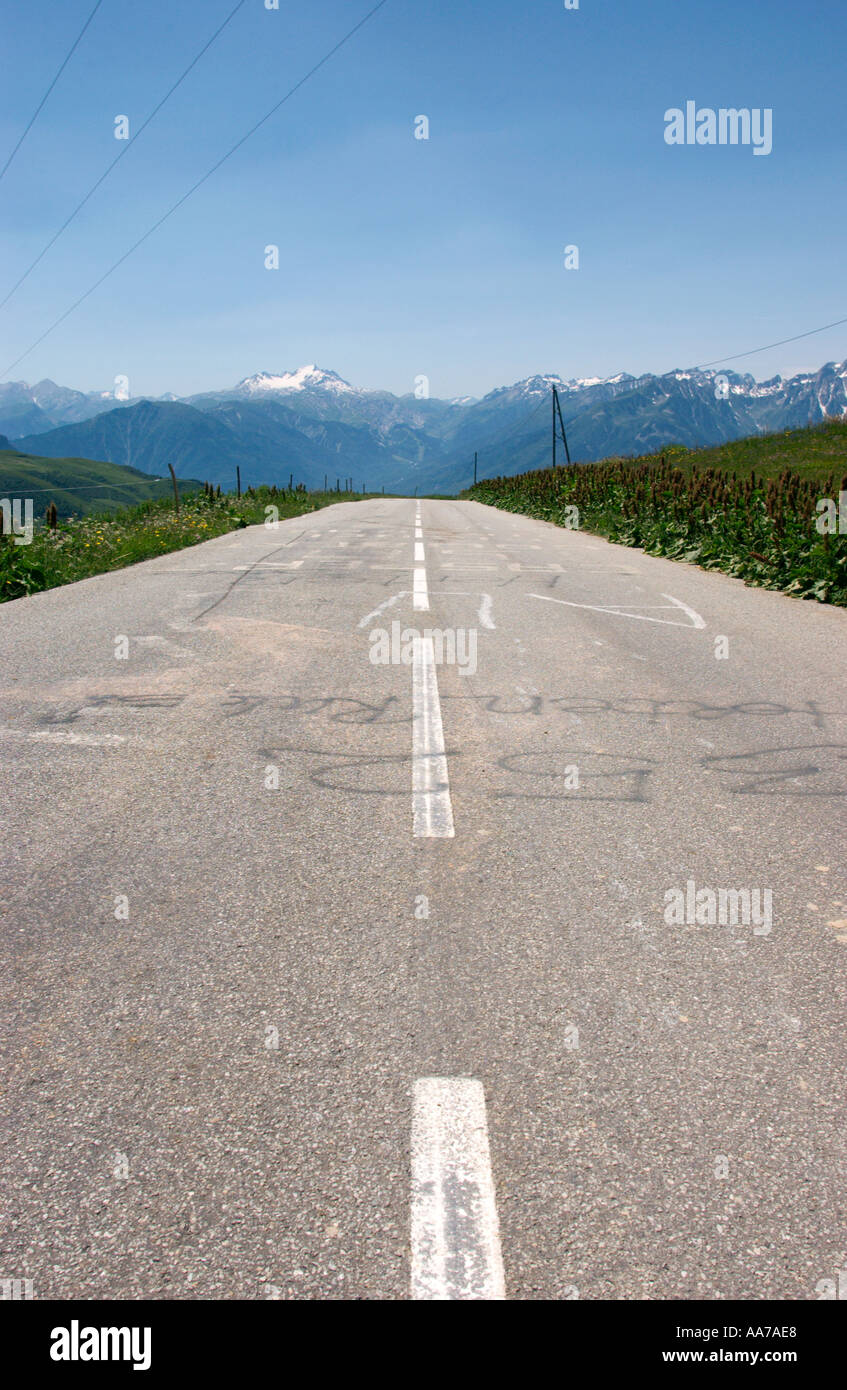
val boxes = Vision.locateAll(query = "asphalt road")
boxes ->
[1,497,845,1300]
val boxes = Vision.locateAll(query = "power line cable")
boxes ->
[496,392,549,444]
[537,313,847,405]
[0,479,176,495]
[0,0,106,184]
[1,0,391,378]
[692,315,847,371]
[0,0,250,310]
[502,313,847,435]
[576,309,847,395]
[484,310,847,474]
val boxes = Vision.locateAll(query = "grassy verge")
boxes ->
[462,420,847,606]
[0,484,352,603]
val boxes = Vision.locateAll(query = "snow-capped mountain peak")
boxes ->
[237,365,357,396]
[482,373,565,403]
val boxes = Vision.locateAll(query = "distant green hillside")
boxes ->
[0,448,203,517]
[656,417,847,483]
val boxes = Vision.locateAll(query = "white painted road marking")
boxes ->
[478,593,495,629]
[412,636,454,838]
[529,591,706,629]
[0,728,130,747]
[133,634,196,658]
[232,560,304,571]
[411,1078,505,1300]
[357,591,409,628]
[413,508,428,610]
[413,568,429,611]
[660,593,708,628]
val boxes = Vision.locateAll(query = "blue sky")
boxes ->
[0,0,844,399]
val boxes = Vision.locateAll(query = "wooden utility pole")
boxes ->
[474,451,478,485]
[168,463,181,513]
[236,466,241,498]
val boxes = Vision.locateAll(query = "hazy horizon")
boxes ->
[5,347,847,405]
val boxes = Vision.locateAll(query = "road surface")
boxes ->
[1,497,845,1300]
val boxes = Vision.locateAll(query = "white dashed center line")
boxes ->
[412,635,454,838]
[411,1078,505,1300]
[413,568,430,611]
[413,507,429,611]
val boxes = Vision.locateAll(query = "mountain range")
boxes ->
[3,358,845,494]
